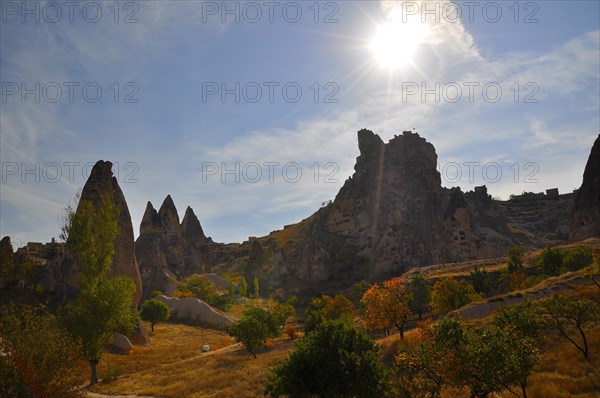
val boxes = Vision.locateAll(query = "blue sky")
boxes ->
[1,0,599,247]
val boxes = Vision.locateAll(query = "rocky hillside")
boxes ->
[570,134,600,241]
[136,130,579,296]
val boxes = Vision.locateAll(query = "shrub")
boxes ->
[562,247,593,272]
[265,319,391,397]
[537,247,563,276]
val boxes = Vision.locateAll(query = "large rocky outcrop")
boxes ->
[197,130,573,293]
[136,196,214,300]
[56,160,143,306]
[134,130,577,296]
[155,295,235,328]
[570,135,600,241]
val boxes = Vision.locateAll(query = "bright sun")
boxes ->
[370,19,429,70]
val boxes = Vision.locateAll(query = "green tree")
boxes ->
[507,246,525,273]
[272,302,295,327]
[539,295,600,360]
[253,275,260,298]
[0,304,84,398]
[346,280,372,310]
[304,294,355,333]
[228,306,282,358]
[62,277,136,384]
[59,192,137,385]
[140,299,171,332]
[265,319,390,398]
[408,274,431,319]
[430,277,481,314]
[239,276,248,297]
[492,301,544,398]
[469,266,492,296]
[150,289,164,298]
[228,281,235,302]
[562,247,593,272]
[537,247,563,276]
[584,250,600,289]
[60,194,119,281]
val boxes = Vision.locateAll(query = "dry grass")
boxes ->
[91,327,294,398]
[93,322,234,380]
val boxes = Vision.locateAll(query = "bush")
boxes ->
[507,246,525,273]
[537,247,563,276]
[430,277,481,314]
[562,247,593,272]
[265,319,390,397]
[0,304,84,398]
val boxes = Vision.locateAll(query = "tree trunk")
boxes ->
[521,381,528,398]
[151,322,155,333]
[90,358,99,385]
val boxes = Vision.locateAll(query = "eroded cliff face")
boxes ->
[570,135,600,241]
[54,160,144,306]
[134,130,576,295]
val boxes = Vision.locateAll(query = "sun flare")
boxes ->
[370,19,429,70]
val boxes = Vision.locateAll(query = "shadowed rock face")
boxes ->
[182,206,207,246]
[136,197,211,300]
[570,135,600,241]
[132,130,576,296]
[58,160,143,306]
[0,236,15,287]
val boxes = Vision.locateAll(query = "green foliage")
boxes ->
[272,302,295,327]
[537,247,563,276]
[62,277,137,383]
[150,289,164,298]
[177,275,219,304]
[0,304,84,398]
[239,276,248,297]
[492,300,544,396]
[399,313,544,398]
[304,294,355,333]
[253,275,260,298]
[62,194,120,282]
[60,191,136,385]
[507,245,525,273]
[265,319,390,398]
[539,294,600,359]
[346,280,372,310]
[561,247,593,272]
[140,299,171,332]
[430,277,481,314]
[408,274,431,319]
[469,266,492,295]
[584,251,600,289]
[228,305,289,358]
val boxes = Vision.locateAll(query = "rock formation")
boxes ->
[55,160,143,306]
[136,196,214,299]
[133,130,580,296]
[154,295,235,328]
[570,134,600,241]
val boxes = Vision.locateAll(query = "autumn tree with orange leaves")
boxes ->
[361,277,412,338]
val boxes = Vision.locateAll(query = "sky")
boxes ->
[1,0,599,247]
